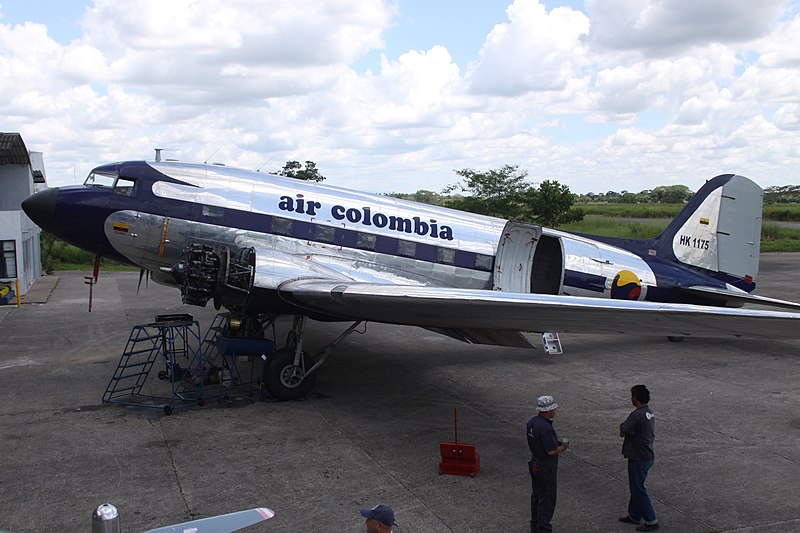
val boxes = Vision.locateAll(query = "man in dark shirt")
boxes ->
[526,395,569,533]
[619,384,658,531]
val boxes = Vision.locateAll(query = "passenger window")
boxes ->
[475,254,494,270]
[202,205,224,218]
[356,233,376,250]
[436,247,455,264]
[315,226,336,244]
[397,240,416,257]
[272,218,293,236]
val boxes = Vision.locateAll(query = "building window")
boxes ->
[1,240,17,278]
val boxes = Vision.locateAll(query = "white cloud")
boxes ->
[467,0,590,95]
[774,104,800,130]
[586,0,785,54]
[2,0,799,195]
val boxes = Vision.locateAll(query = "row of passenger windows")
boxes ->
[268,215,493,271]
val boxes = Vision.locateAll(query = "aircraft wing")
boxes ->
[277,280,800,339]
[681,285,800,311]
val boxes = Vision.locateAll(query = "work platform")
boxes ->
[102,313,275,414]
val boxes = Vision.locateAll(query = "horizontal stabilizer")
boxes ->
[681,285,800,311]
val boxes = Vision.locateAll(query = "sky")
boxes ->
[1,0,799,195]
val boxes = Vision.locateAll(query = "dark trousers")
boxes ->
[529,460,557,533]
[627,458,657,524]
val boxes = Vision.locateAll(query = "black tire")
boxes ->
[163,405,173,415]
[667,336,686,343]
[262,347,316,401]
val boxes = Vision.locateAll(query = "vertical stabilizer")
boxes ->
[656,174,762,284]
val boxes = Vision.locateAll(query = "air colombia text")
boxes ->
[278,195,455,241]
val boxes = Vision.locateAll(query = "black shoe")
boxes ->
[619,516,642,524]
[636,524,660,532]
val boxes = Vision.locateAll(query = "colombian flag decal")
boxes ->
[699,217,709,225]
[112,222,129,233]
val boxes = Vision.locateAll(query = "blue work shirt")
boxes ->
[620,404,655,461]
[527,414,559,466]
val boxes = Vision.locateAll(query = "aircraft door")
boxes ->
[492,222,542,293]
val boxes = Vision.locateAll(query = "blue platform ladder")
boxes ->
[180,312,275,404]
[102,315,203,415]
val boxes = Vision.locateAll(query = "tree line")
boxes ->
[276,160,799,226]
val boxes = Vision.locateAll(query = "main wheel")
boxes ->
[667,336,685,343]
[262,347,317,401]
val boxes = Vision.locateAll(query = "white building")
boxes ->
[0,132,47,296]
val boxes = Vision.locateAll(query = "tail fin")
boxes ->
[653,174,762,287]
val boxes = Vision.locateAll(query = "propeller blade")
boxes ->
[137,268,146,294]
[143,507,274,533]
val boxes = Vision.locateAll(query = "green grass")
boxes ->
[760,223,800,252]
[579,202,800,222]
[558,216,666,239]
[557,218,800,252]
[577,203,683,218]
[763,203,800,221]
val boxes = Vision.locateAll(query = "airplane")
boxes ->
[21,159,800,401]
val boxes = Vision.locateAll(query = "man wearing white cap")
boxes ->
[526,395,569,533]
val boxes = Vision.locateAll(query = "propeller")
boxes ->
[143,507,275,533]
[137,268,150,294]
[92,504,275,533]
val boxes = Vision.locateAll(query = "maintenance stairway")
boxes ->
[102,313,275,414]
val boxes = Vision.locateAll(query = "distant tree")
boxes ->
[528,180,584,227]
[443,165,533,219]
[386,190,446,205]
[278,160,326,182]
[442,165,583,225]
[648,184,693,203]
[764,185,800,204]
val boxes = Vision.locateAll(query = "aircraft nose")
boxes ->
[22,187,58,231]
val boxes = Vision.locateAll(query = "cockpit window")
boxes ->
[114,177,137,196]
[84,172,117,188]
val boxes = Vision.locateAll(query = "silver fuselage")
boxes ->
[99,162,656,300]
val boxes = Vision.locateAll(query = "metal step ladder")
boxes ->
[179,312,276,403]
[102,315,203,415]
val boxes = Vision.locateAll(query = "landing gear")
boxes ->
[259,315,364,401]
[667,336,686,342]
[262,347,317,401]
